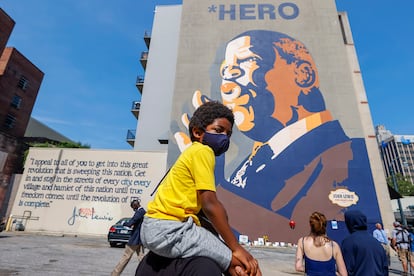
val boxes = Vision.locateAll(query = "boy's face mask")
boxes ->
[202,132,230,156]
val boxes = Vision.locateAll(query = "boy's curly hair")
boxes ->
[188,101,234,141]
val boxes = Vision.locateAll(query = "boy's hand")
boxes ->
[232,246,260,276]
[240,266,262,276]
[227,255,262,276]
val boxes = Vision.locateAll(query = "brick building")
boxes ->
[0,8,44,219]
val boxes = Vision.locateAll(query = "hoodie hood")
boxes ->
[344,210,367,233]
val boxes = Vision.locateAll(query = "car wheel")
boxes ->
[110,242,117,247]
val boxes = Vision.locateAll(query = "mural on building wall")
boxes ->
[9,148,166,235]
[174,30,382,243]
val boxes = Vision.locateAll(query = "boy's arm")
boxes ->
[198,190,259,275]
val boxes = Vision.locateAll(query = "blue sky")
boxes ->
[1,1,413,149]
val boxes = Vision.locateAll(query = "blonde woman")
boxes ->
[295,212,347,276]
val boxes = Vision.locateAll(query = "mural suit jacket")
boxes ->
[124,206,146,246]
[216,120,381,243]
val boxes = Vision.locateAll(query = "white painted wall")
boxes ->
[9,148,167,236]
[134,5,182,151]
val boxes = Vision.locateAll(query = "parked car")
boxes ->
[107,217,132,247]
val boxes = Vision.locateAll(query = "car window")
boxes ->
[117,218,130,224]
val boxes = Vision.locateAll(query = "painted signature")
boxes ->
[67,206,114,225]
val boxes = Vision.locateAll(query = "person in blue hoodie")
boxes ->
[341,210,388,276]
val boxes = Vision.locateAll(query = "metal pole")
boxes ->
[391,166,407,226]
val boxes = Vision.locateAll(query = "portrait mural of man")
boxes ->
[175,30,382,243]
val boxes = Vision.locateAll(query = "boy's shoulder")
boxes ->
[185,142,212,154]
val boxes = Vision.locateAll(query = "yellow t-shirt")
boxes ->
[146,142,216,225]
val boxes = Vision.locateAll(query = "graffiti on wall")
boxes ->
[11,149,166,235]
[20,157,149,209]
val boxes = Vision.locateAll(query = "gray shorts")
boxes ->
[140,216,232,271]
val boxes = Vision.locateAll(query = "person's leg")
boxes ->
[111,244,136,276]
[178,222,232,271]
[400,249,408,273]
[134,244,144,262]
[408,250,413,275]
[135,251,221,276]
[410,252,414,269]
[141,217,232,271]
[179,256,223,276]
[382,244,390,266]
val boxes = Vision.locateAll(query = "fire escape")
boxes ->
[126,31,150,147]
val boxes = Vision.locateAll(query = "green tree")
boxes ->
[387,173,414,196]
[23,141,90,167]
[29,141,90,149]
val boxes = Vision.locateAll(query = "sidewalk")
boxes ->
[248,245,405,275]
[0,231,409,275]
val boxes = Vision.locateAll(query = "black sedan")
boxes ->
[107,217,132,247]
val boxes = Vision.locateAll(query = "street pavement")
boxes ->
[0,231,407,275]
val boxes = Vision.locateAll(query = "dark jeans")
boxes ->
[135,251,222,276]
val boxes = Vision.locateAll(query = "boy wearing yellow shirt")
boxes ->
[140,101,260,276]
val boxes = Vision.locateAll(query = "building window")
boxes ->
[11,95,22,109]
[17,75,29,90]
[4,114,16,129]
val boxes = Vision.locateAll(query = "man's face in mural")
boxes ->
[219,35,296,141]
[220,34,320,142]
[220,36,261,133]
